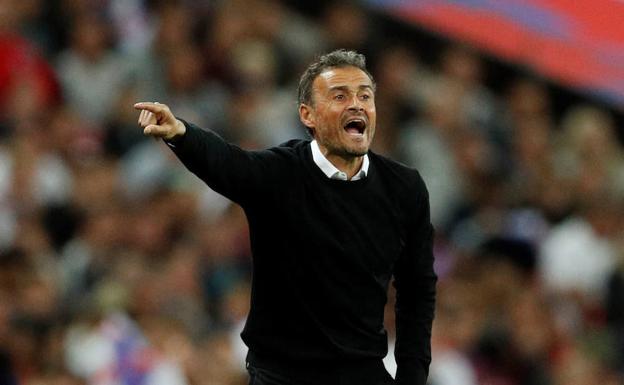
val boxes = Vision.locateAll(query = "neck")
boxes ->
[323,150,365,180]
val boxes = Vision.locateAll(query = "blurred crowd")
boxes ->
[0,0,623,385]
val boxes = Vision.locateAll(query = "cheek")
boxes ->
[368,108,377,127]
[322,109,343,127]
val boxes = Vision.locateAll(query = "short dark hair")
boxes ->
[297,49,375,106]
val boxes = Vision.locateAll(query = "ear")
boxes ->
[299,103,316,135]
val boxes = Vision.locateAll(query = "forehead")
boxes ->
[313,66,373,91]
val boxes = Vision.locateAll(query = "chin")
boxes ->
[345,145,369,157]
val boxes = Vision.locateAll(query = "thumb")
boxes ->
[144,124,168,137]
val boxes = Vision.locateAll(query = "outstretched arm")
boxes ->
[134,102,281,206]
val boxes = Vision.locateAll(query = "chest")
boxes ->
[273,179,408,276]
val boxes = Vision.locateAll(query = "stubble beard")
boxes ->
[317,124,374,159]
[326,139,369,159]
[343,147,368,157]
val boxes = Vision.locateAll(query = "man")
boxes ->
[135,49,436,385]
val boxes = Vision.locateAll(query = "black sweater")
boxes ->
[169,121,436,385]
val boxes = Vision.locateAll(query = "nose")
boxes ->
[348,95,364,111]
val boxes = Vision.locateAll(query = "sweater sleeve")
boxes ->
[165,119,282,206]
[392,172,437,385]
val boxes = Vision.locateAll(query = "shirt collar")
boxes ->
[310,140,369,181]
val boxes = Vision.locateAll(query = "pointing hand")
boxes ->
[134,102,186,140]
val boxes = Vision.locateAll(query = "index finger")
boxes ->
[133,102,165,114]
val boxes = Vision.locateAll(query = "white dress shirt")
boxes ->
[310,140,369,181]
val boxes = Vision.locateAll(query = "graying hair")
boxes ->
[297,49,375,106]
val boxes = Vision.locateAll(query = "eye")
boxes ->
[361,94,370,100]
[334,94,345,100]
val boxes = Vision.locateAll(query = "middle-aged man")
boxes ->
[135,49,436,385]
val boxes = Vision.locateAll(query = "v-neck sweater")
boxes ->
[168,121,436,385]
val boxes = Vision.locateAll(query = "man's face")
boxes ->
[299,66,376,158]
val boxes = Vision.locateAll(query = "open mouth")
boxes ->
[343,118,366,135]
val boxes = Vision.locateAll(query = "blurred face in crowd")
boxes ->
[72,14,110,60]
[299,66,376,159]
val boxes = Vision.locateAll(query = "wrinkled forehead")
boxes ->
[314,66,374,91]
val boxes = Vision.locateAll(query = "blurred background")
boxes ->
[0,0,623,384]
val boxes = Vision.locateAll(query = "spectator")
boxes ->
[0,1,622,384]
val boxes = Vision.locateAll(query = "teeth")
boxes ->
[344,117,366,136]
[344,119,365,127]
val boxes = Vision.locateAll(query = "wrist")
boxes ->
[166,119,187,141]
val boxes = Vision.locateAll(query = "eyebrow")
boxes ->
[329,85,374,92]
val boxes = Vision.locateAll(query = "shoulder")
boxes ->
[370,153,431,228]
[243,139,308,157]
[243,139,310,175]
[278,139,309,149]
[256,139,309,160]
[369,152,428,195]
